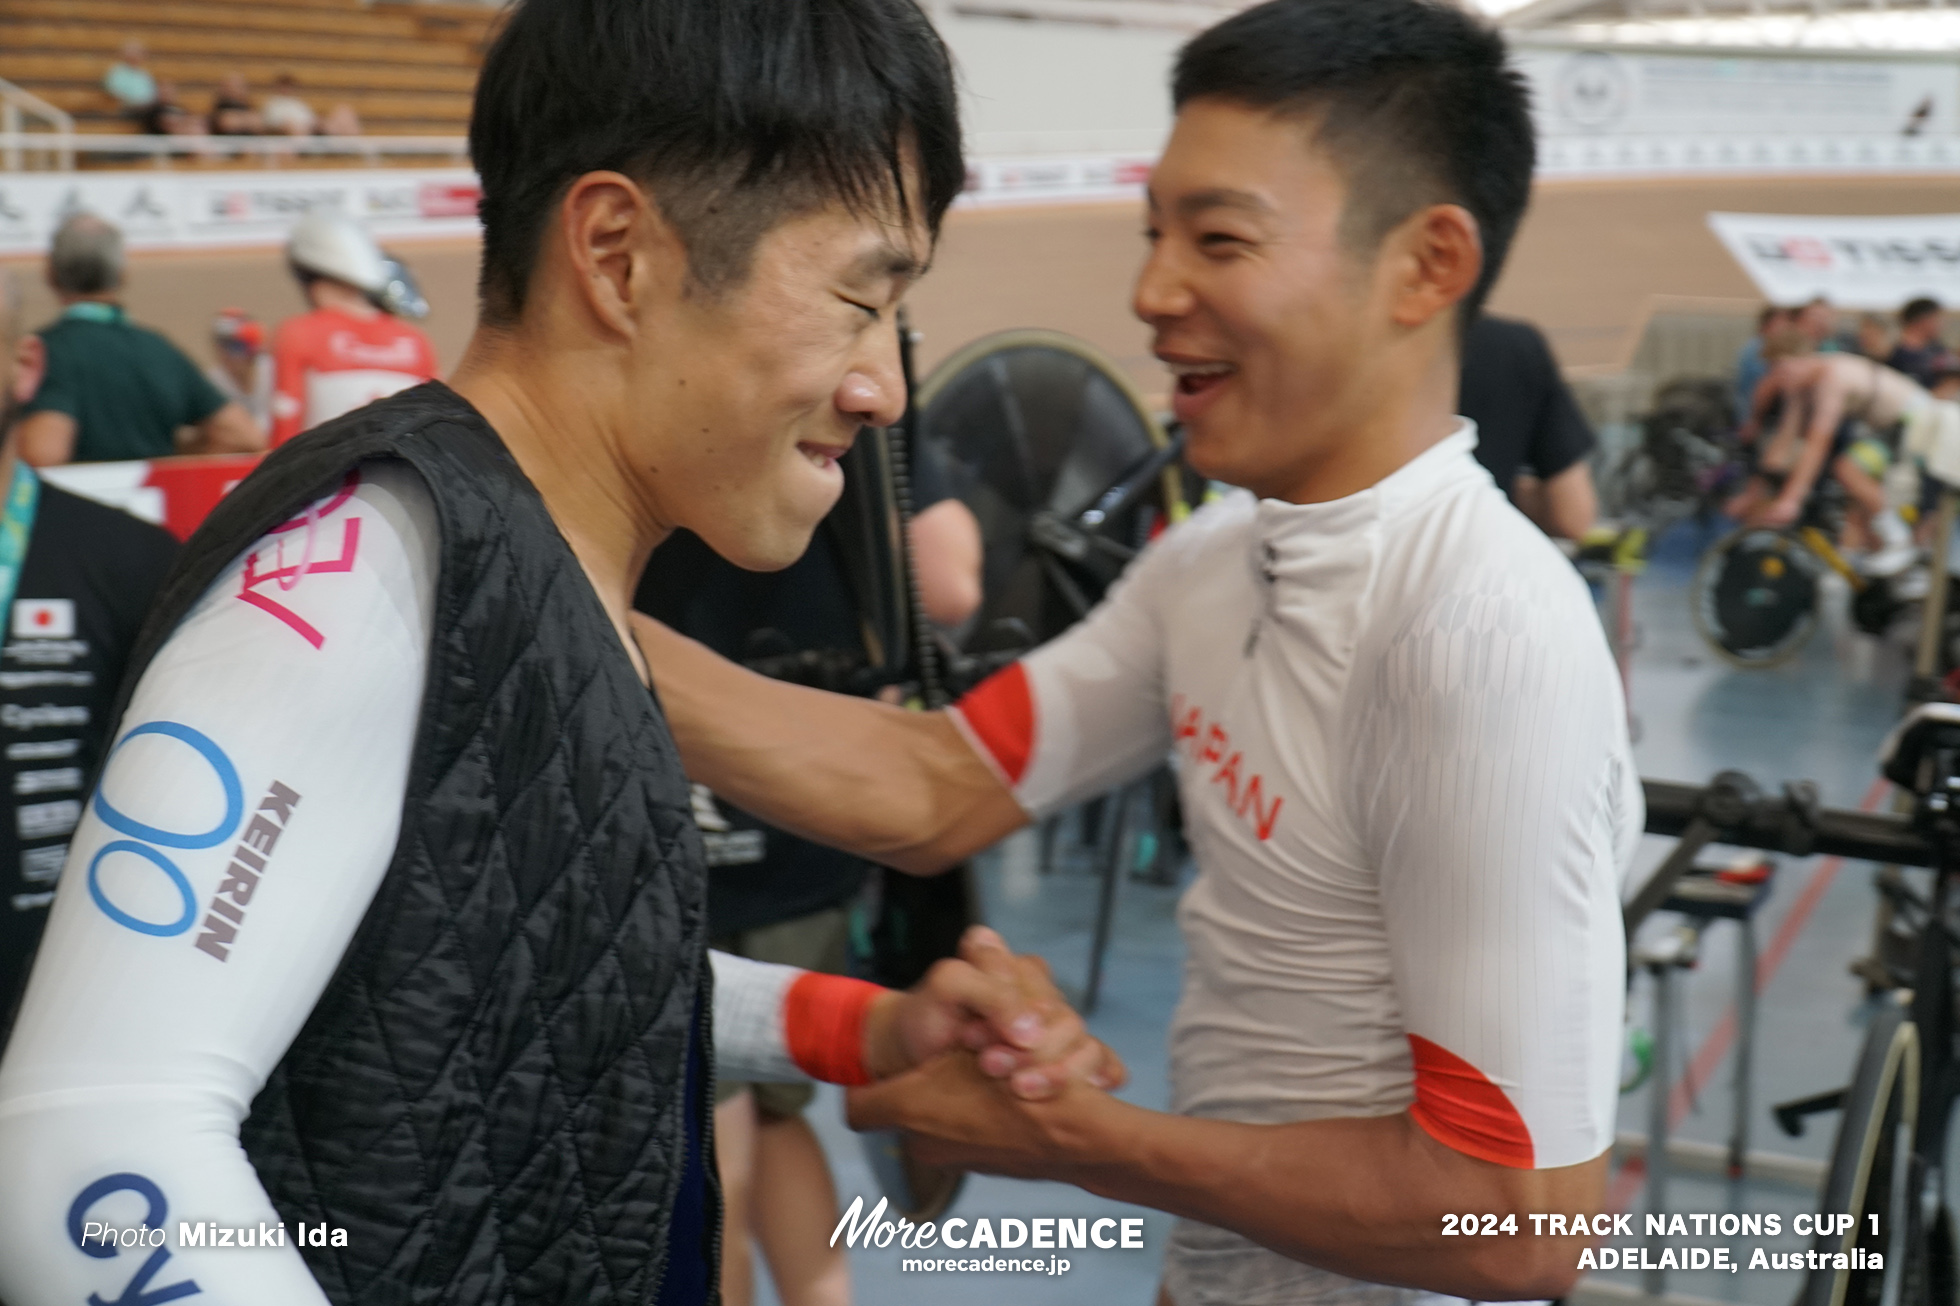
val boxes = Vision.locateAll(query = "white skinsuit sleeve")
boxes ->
[0,463,435,1302]
[1350,571,1635,1171]
[709,949,808,1084]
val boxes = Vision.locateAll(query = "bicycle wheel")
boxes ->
[915,329,1182,652]
[1690,527,1824,668]
[1801,996,1923,1306]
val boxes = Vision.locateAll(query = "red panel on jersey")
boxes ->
[784,972,885,1087]
[1406,1034,1535,1168]
[954,662,1035,786]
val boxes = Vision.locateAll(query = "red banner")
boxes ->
[39,453,265,542]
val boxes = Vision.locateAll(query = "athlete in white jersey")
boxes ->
[637,4,1632,1302]
[0,467,1116,1303]
[945,437,1637,1303]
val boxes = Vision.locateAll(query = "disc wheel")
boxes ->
[1801,997,1923,1306]
[1690,527,1824,668]
[915,329,1181,653]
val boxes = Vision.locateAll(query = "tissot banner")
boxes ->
[1706,211,1960,310]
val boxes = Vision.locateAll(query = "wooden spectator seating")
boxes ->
[0,0,494,143]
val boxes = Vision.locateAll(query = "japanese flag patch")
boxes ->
[13,599,75,640]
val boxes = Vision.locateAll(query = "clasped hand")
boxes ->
[856,925,1120,1179]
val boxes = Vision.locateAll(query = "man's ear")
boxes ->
[10,334,44,406]
[1386,203,1483,331]
[552,171,688,339]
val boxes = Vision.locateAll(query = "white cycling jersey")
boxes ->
[950,425,1642,1306]
[0,464,810,1304]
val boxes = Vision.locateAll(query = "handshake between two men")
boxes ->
[861,923,1122,1142]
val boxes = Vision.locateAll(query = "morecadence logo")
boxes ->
[831,1196,1145,1277]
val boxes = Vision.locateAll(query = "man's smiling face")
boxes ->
[638,201,929,572]
[1134,98,1401,502]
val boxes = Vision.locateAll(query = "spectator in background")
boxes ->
[0,265,180,1040]
[319,102,363,137]
[140,79,203,138]
[1855,312,1893,361]
[1734,304,1791,420]
[1795,295,1840,353]
[259,73,316,136]
[204,307,272,435]
[17,215,260,466]
[209,72,261,136]
[1933,367,1960,403]
[1889,297,1952,389]
[100,40,156,123]
[1458,313,1597,539]
[271,211,436,444]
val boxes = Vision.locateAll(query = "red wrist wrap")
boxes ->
[784,972,885,1087]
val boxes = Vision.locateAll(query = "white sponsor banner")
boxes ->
[0,168,483,256]
[0,158,1155,255]
[957,153,1154,208]
[1516,46,1959,141]
[1707,211,1960,310]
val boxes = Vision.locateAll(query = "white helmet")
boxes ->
[286,210,428,319]
[287,210,389,297]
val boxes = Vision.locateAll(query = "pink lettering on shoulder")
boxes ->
[236,472,365,649]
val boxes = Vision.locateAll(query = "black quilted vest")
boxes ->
[109,382,716,1303]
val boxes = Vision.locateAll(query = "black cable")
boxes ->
[891,307,948,710]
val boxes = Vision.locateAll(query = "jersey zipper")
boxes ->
[1244,539,1278,657]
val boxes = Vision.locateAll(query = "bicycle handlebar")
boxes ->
[1643,778,1933,868]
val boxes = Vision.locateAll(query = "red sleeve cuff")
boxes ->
[783,972,887,1087]
[951,661,1034,787]
[1406,1034,1536,1169]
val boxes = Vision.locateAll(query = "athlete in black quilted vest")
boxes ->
[0,2,1120,1303]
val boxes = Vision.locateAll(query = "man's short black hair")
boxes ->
[1903,297,1943,327]
[470,0,964,325]
[1173,0,1533,320]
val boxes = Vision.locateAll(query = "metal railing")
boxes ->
[0,78,74,172]
[0,132,468,171]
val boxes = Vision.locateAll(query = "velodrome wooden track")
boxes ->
[5,172,1958,392]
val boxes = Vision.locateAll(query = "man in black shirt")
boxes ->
[1458,313,1597,539]
[637,434,979,1306]
[0,268,179,1037]
[1888,297,1953,390]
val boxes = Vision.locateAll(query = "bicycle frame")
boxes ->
[1799,524,1869,594]
[1640,774,1949,1306]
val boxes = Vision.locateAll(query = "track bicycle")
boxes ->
[1639,733,1960,1306]
[1689,475,1938,670]
[1599,376,1746,538]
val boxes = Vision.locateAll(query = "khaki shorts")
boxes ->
[712,905,852,1117]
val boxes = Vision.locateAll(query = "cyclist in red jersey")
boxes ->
[269,212,438,446]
